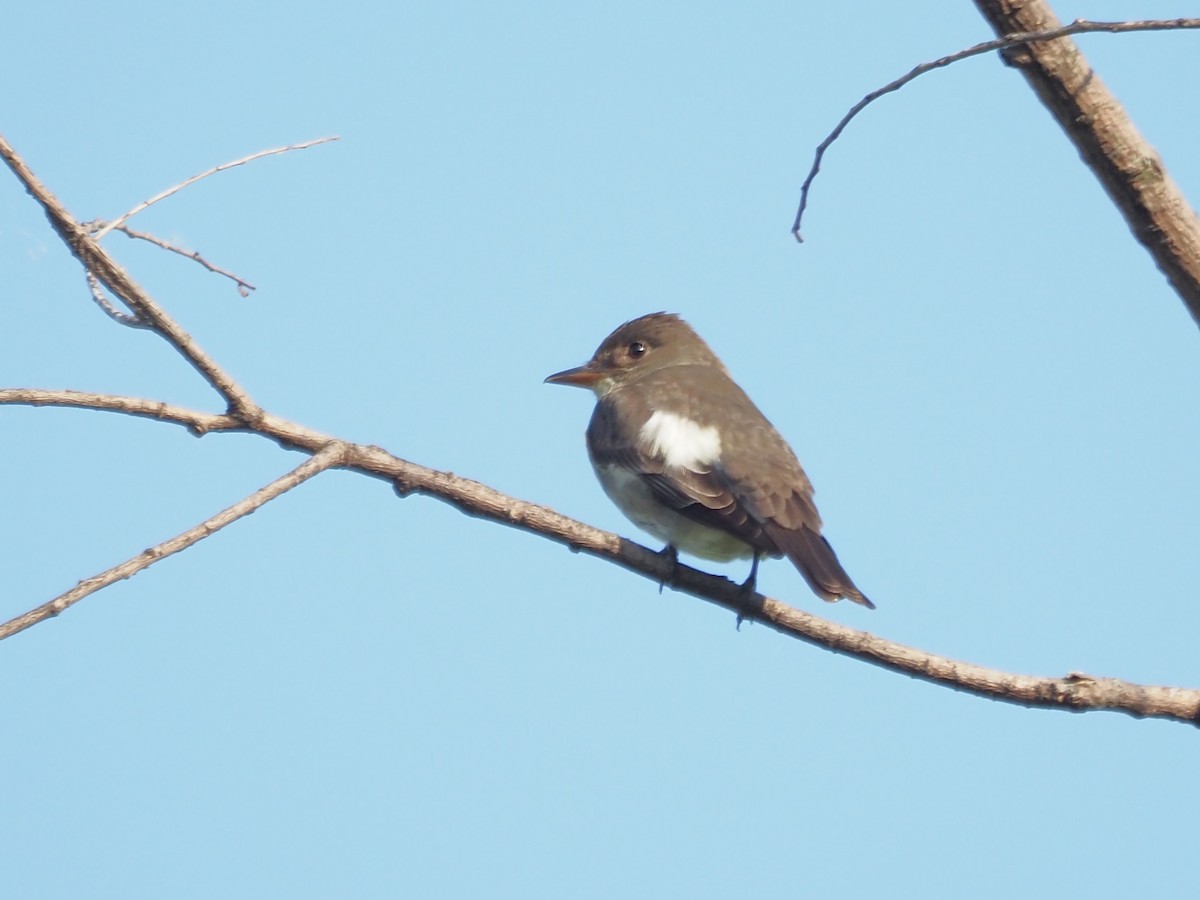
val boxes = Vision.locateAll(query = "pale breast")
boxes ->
[592,463,755,562]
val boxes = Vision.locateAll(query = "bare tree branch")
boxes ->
[4,118,1198,724]
[91,136,339,239]
[3,387,1198,726]
[793,17,1200,327]
[970,6,1200,326]
[111,225,257,297]
[0,131,262,419]
[0,388,241,434]
[0,441,348,642]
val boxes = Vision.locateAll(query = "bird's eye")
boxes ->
[628,341,647,358]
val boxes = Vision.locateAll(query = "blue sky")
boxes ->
[3,2,1199,897]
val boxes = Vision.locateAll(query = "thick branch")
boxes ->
[0,441,347,641]
[971,3,1200,326]
[4,388,1198,726]
[0,388,241,434]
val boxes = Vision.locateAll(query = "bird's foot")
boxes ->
[738,553,761,596]
[656,544,679,594]
[735,555,761,631]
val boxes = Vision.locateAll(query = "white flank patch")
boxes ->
[639,410,722,469]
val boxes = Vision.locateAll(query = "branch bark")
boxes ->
[3,114,1198,726]
[4,387,1198,726]
[0,441,348,641]
[971,1,1200,326]
[0,132,264,417]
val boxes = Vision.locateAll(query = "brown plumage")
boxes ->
[546,312,873,608]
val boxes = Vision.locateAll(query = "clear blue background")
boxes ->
[4,2,1198,897]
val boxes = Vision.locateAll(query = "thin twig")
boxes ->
[0,441,347,642]
[3,387,1198,727]
[114,225,256,297]
[85,271,146,328]
[792,17,1200,241]
[0,132,263,419]
[92,136,339,240]
[79,218,255,296]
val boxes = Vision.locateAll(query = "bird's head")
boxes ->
[544,312,723,396]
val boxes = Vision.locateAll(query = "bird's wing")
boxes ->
[712,393,872,606]
[607,372,873,607]
[587,391,780,554]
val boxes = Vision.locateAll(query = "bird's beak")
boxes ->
[544,364,607,388]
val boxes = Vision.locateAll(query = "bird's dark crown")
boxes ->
[589,312,725,377]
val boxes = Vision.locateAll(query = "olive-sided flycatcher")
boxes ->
[545,312,873,608]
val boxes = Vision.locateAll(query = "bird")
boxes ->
[545,311,873,608]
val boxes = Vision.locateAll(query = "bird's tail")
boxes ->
[763,522,875,609]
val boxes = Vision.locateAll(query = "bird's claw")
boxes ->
[657,544,679,593]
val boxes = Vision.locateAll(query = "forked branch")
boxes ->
[2,387,1198,727]
[3,106,1198,727]
[793,15,1200,326]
